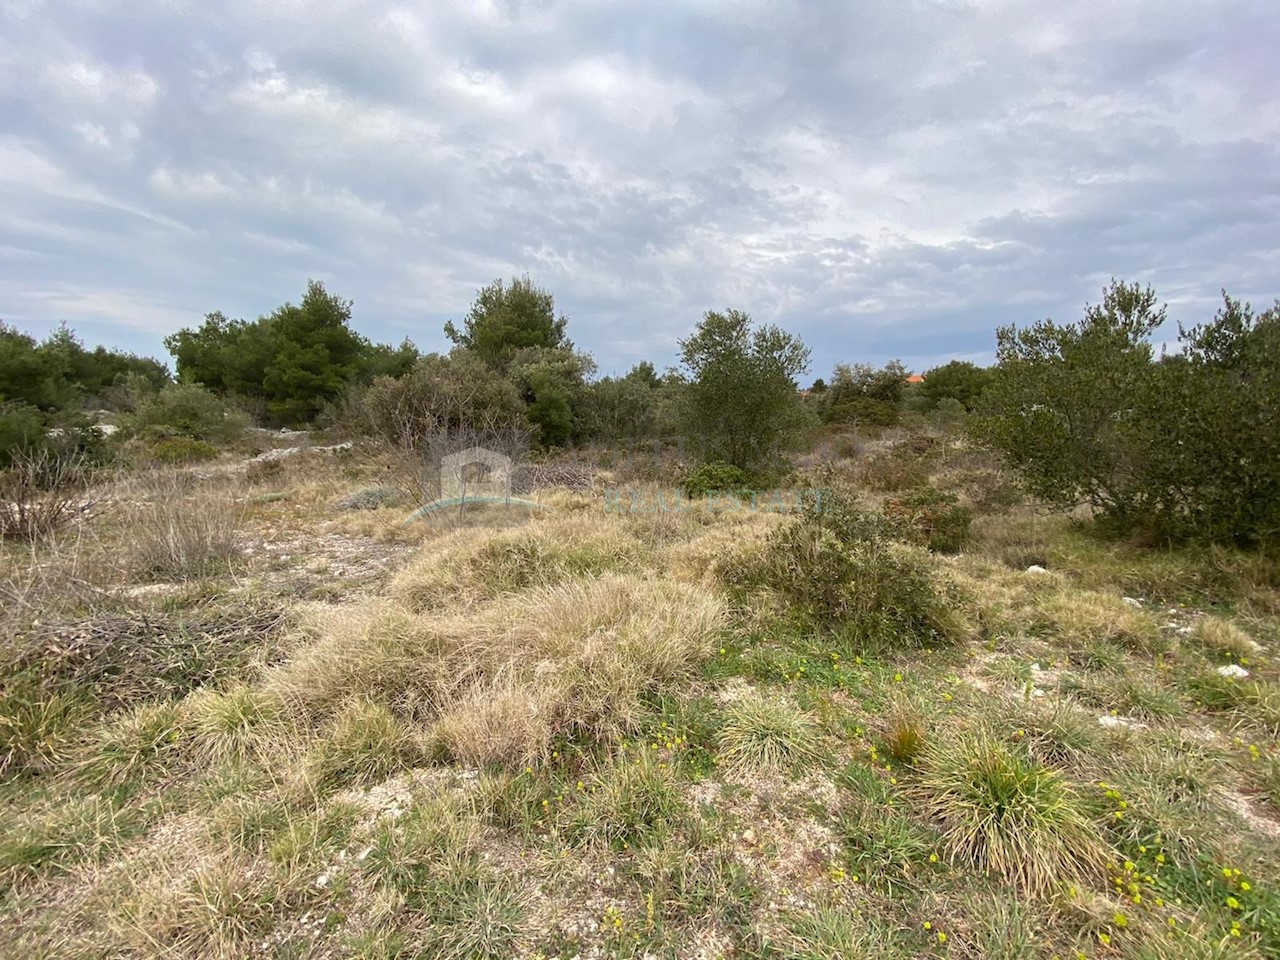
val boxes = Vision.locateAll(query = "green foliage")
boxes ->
[679,308,811,472]
[444,274,571,371]
[166,280,411,428]
[883,487,973,552]
[580,363,668,442]
[1134,293,1280,545]
[745,490,966,648]
[0,402,48,467]
[973,279,1164,523]
[1,322,168,413]
[976,282,1280,545]
[682,461,752,499]
[164,310,275,400]
[508,346,593,447]
[919,360,993,411]
[124,382,245,444]
[260,281,370,425]
[823,361,907,426]
[0,322,170,463]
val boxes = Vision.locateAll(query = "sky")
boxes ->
[1,0,1277,379]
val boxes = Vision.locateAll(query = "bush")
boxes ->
[974,281,1280,546]
[146,437,219,464]
[743,489,967,648]
[682,460,752,499]
[0,402,48,468]
[884,487,972,552]
[125,382,245,445]
[0,449,93,543]
[125,471,242,579]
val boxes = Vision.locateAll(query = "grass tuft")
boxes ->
[916,728,1111,895]
[715,693,821,773]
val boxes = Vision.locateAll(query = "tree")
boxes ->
[678,309,811,473]
[166,281,410,428]
[164,311,275,399]
[823,361,907,426]
[918,360,993,411]
[972,280,1164,525]
[580,362,666,443]
[975,281,1280,546]
[507,346,594,448]
[261,281,369,425]
[1134,293,1280,545]
[365,338,421,380]
[444,275,571,371]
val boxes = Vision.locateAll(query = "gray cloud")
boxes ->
[0,0,1276,377]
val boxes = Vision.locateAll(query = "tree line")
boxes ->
[2,275,1276,547]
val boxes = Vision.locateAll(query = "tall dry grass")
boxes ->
[123,470,243,580]
[259,573,725,770]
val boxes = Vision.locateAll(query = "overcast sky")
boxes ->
[1,0,1277,378]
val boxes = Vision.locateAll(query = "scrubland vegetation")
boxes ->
[1,277,1278,958]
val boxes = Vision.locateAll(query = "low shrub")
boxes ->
[884,487,973,552]
[743,491,967,648]
[125,471,243,579]
[683,461,752,500]
[0,449,94,543]
[124,382,246,445]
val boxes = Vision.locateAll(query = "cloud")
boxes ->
[0,0,1276,377]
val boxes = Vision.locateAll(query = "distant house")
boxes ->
[906,374,925,384]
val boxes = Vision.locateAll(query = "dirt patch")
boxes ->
[1219,788,1280,839]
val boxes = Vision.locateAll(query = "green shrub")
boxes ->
[743,490,967,648]
[0,402,48,468]
[124,382,245,444]
[683,460,752,500]
[884,487,972,552]
[146,436,219,464]
[974,281,1280,546]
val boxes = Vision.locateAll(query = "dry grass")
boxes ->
[123,470,244,579]
[1193,616,1262,660]
[389,509,650,609]
[1034,590,1163,653]
[264,574,725,770]
[6,440,1280,959]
